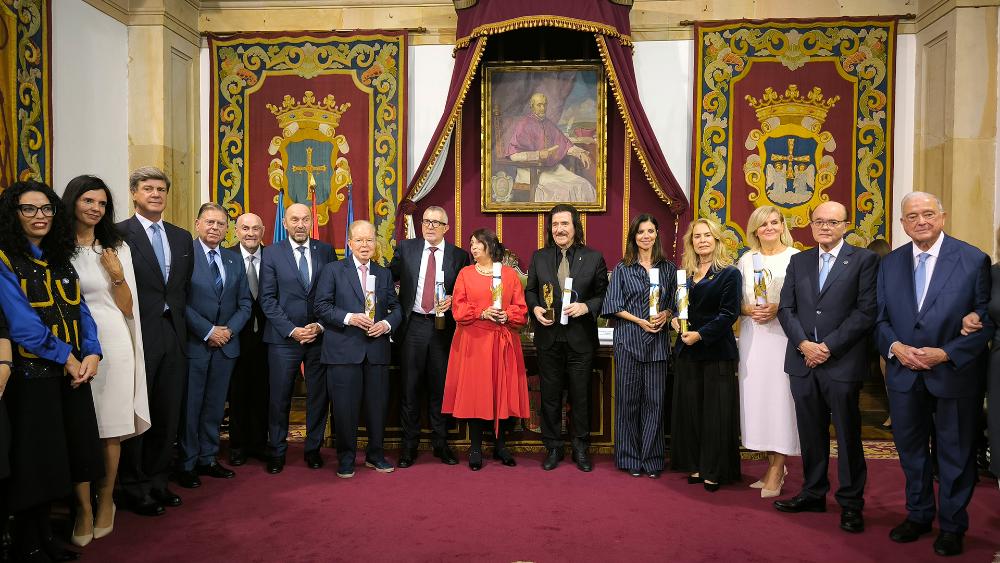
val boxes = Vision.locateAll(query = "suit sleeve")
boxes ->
[875,256,901,358]
[662,260,678,316]
[777,256,809,347]
[524,252,542,311]
[224,264,252,333]
[941,253,995,369]
[258,250,295,338]
[185,292,215,340]
[822,251,878,357]
[696,267,741,345]
[382,270,402,332]
[584,252,609,320]
[389,247,404,283]
[314,263,350,328]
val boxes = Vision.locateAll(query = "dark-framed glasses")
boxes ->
[17,204,56,218]
[422,219,447,228]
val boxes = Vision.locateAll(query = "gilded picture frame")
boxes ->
[481,61,606,213]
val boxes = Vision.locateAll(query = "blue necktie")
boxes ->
[297,246,310,289]
[209,249,223,295]
[914,252,930,309]
[150,223,167,281]
[818,252,833,290]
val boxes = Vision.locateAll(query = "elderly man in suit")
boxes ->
[775,201,879,535]
[225,212,269,467]
[259,203,336,474]
[876,192,993,557]
[525,203,608,472]
[116,166,194,516]
[174,203,251,489]
[389,206,470,467]
[315,220,401,478]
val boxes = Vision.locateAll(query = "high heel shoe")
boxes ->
[468,450,483,471]
[760,469,787,499]
[93,504,116,539]
[491,448,516,467]
[70,515,93,547]
[751,465,788,489]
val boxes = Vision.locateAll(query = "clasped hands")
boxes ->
[64,353,100,388]
[482,307,509,324]
[348,314,390,337]
[290,323,324,344]
[207,326,233,348]
[890,342,948,371]
[638,310,670,334]
[798,341,831,368]
[669,317,702,346]
[745,303,778,324]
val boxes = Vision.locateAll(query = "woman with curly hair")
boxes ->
[0,180,103,562]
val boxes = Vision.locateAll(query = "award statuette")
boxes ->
[542,282,555,322]
[648,268,660,322]
[560,277,574,326]
[365,274,377,321]
[491,262,503,310]
[434,281,446,330]
[752,252,770,306]
[676,269,689,333]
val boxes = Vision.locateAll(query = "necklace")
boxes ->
[475,263,493,276]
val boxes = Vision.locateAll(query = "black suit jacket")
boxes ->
[118,215,194,357]
[225,244,267,346]
[258,238,337,345]
[389,237,470,340]
[778,243,879,382]
[525,244,608,353]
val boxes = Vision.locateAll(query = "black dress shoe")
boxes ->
[174,470,202,489]
[229,449,247,466]
[196,462,235,479]
[629,468,642,477]
[889,519,933,543]
[704,481,721,492]
[647,470,662,479]
[266,456,285,474]
[304,449,324,470]
[687,475,704,484]
[127,497,166,517]
[840,509,865,533]
[151,487,182,507]
[572,449,593,472]
[492,448,516,467]
[542,448,564,471]
[433,445,459,465]
[774,495,826,513]
[932,531,963,556]
[41,538,80,562]
[468,449,483,471]
[398,448,417,468]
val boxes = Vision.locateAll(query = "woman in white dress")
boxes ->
[737,205,799,498]
[64,175,150,545]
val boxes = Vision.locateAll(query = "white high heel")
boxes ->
[93,504,116,540]
[71,516,93,547]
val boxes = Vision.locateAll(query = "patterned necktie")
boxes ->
[208,249,223,295]
[247,255,259,299]
[150,223,167,281]
[421,247,438,312]
[297,246,310,289]
[818,252,833,290]
[914,252,930,309]
[557,248,570,291]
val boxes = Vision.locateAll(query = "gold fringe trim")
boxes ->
[454,15,633,51]
[595,34,676,209]
[622,132,631,255]
[455,112,463,243]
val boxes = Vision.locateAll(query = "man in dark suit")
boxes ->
[389,206,470,467]
[259,203,336,474]
[525,203,608,472]
[775,201,879,534]
[116,166,194,516]
[174,203,251,488]
[315,220,401,478]
[876,192,993,557]
[225,212,268,466]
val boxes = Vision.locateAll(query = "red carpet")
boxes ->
[83,446,999,562]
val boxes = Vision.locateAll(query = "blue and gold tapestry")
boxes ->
[1,0,50,187]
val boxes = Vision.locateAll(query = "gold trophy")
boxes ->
[542,283,555,322]
[434,282,446,330]
[365,292,376,321]
[649,285,660,323]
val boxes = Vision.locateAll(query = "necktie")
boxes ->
[421,247,438,312]
[297,246,310,289]
[557,248,570,291]
[360,263,372,316]
[150,223,167,281]
[209,249,223,295]
[818,252,833,290]
[914,252,930,309]
[247,255,259,299]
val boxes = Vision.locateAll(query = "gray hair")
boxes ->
[901,191,945,212]
[348,219,375,239]
[423,205,449,223]
[197,202,226,218]
[129,166,171,192]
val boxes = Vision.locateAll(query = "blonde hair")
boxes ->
[681,217,734,273]
[745,205,794,251]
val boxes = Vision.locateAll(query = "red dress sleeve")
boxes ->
[451,267,477,324]
[503,266,528,329]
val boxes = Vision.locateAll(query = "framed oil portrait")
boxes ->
[481,61,607,213]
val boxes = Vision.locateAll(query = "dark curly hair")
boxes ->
[0,180,76,266]
[470,228,505,262]
[62,175,124,251]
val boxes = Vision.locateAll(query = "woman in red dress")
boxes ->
[442,228,529,470]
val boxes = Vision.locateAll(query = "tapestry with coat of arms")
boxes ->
[208,31,406,263]
[692,17,897,251]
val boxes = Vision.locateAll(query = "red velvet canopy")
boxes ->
[400,0,688,264]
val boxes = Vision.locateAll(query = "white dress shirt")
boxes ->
[135,213,172,277]
[413,240,444,314]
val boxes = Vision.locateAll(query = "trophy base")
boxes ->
[543,309,555,323]
[434,315,446,330]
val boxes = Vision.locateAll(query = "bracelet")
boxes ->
[111,278,125,286]
[0,360,11,369]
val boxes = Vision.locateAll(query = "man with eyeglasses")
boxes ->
[116,166,195,516]
[775,201,879,535]
[389,206,470,467]
[875,192,993,556]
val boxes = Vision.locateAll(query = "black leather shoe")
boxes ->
[629,468,642,477]
[266,456,285,474]
[229,448,247,466]
[647,470,662,479]
[127,496,166,517]
[774,495,826,513]
[196,462,235,479]
[704,481,721,492]
[492,447,516,467]
[932,532,963,556]
[433,445,459,465]
[41,538,81,561]
[150,487,182,507]
[542,448,564,471]
[398,448,417,468]
[572,448,593,472]
[889,519,933,543]
[687,475,704,484]
[304,449,324,470]
[468,449,483,471]
[174,470,202,489]
[840,509,865,533]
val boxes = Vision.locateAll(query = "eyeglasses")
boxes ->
[17,204,56,218]
[810,220,847,229]
[903,211,939,223]
[421,219,447,228]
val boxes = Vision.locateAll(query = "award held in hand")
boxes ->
[648,268,660,322]
[560,277,574,326]
[542,282,555,322]
[434,264,446,330]
[491,262,503,310]
[676,269,689,333]
[752,252,770,306]
[365,274,377,321]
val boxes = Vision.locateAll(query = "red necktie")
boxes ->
[421,247,438,312]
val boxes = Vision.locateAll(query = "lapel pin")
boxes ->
[62,278,69,284]
[843,260,849,265]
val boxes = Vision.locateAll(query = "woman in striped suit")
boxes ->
[602,214,676,478]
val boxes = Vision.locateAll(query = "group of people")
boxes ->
[0,164,995,561]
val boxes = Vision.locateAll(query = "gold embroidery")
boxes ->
[454,16,632,51]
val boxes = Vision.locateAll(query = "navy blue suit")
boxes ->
[182,240,251,470]
[258,238,336,457]
[876,234,993,533]
[314,257,401,467]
